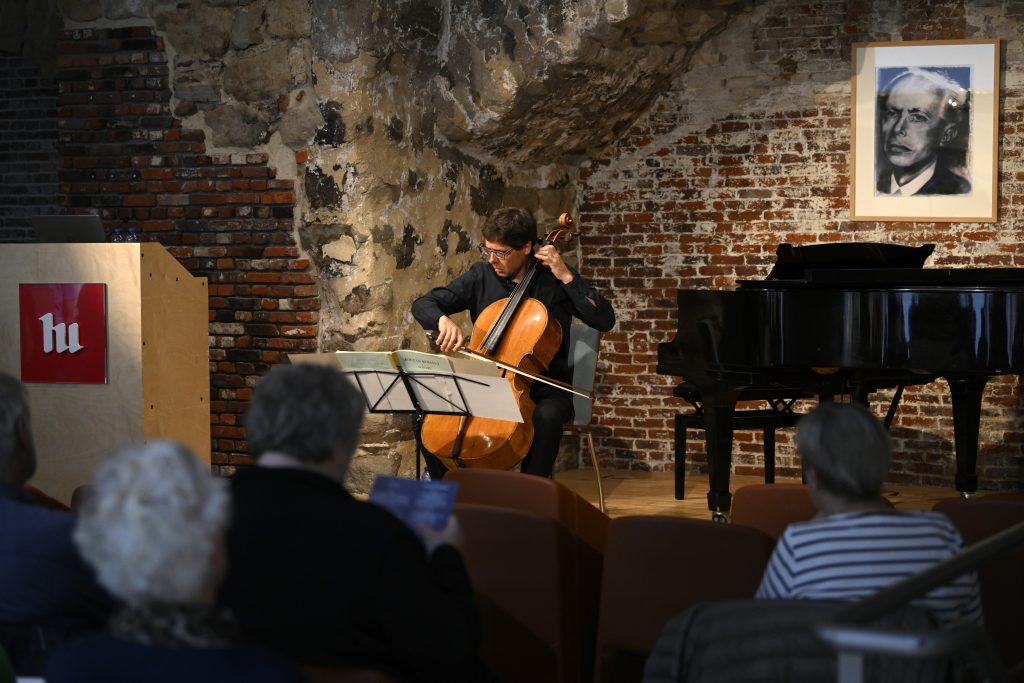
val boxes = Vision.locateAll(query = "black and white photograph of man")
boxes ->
[875,66,971,196]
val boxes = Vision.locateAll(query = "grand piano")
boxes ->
[656,242,1024,516]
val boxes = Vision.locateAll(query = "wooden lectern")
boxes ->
[0,243,210,503]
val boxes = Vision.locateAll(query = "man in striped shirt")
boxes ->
[755,402,983,627]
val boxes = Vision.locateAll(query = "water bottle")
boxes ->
[126,227,140,242]
[111,227,125,243]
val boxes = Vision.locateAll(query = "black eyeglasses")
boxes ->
[479,245,515,260]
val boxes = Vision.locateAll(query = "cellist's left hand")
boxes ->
[534,244,574,284]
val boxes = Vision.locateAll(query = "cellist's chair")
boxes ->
[562,322,606,512]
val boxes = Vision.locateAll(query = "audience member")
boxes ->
[45,441,303,683]
[219,363,489,681]
[0,373,113,625]
[756,402,983,627]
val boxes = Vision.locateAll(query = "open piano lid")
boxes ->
[766,242,935,280]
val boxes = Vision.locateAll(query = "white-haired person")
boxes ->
[0,374,114,674]
[45,441,304,683]
[756,402,983,627]
[219,363,490,681]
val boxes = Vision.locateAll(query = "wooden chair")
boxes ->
[562,322,607,512]
[673,381,810,500]
[593,515,775,683]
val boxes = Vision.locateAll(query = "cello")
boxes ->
[419,213,580,470]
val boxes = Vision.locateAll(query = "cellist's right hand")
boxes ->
[435,316,465,353]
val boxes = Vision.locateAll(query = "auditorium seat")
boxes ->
[593,515,775,683]
[447,468,607,680]
[729,483,817,539]
[454,503,582,683]
[933,493,1024,674]
[730,483,895,540]
[445,467,609,553]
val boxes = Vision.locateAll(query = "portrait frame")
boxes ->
[850,39,999,222]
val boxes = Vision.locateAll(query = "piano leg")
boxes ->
[698,387,742,516]
[945,375,989,495]
[763,428,775,484]
[674,414,687,500]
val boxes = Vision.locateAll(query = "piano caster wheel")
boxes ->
[711,511,729,523]
[959,490,975,500]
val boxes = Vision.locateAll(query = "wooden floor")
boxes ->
[554,468,971,520]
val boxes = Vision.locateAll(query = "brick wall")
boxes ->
[57,27,317,474]
[579,0,1024,490]
[0,55,60,242]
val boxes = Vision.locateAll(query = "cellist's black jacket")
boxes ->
[412,262,615,383]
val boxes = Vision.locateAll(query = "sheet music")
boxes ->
[288,352,414,411]
[287,350,521,420]
[394,349,454,374]
[332,351,399,372]
[452,372,523,422]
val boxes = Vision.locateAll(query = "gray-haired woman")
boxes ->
[45,440,304,683]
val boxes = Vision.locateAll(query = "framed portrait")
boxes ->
[850,39,999,222]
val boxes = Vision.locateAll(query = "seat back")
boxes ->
[446,470,608,681]
[567,323,601,426]
[454,503,579,682]
[731,484,894,540]
[564,323,608,511]
[445,468,608,553]
[594,515,775,683]
[730,484,818,539]
[933,494,1024,672]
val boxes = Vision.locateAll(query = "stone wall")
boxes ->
[580,0,1024,490]
[16,0,748,488]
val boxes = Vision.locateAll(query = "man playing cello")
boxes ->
[412,206,615,479]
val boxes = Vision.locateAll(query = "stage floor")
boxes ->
[554,469,975,521]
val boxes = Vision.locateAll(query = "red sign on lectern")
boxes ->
[19,283,108,384]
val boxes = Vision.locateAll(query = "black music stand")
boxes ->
[343,365,522,480]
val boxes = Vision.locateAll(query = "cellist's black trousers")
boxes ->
[421,382,572,480]
[519,383,572,477]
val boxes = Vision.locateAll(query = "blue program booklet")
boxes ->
[368,475,460,534]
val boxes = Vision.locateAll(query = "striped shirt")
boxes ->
[756,511,983,626]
